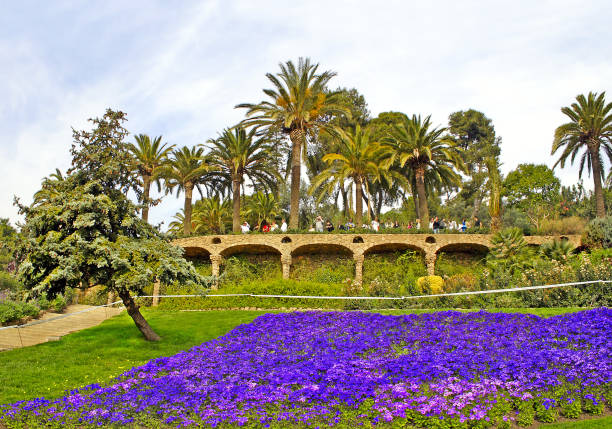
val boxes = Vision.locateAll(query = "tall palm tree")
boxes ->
[486,157,503,232]
[127,134,175,222]
[168,209,185,235]
[162,146,214,235]
[552,92,612,218]
[206,126,278,233]
[310,126,400,227]
[192,196,232,235]
[236,57,349,230]
[385,115,465,224]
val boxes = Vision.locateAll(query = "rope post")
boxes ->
[17,326,24,348]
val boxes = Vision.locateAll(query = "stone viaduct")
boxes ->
[174,233,582,284]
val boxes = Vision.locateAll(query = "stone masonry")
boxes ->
[174,233,582,283]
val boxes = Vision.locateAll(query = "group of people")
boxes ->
[240,215,483,234]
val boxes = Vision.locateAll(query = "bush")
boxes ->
[537,216,587,235]
[0,300,40,325]
[0,271,21,292]
[583,216,612,249]
[417,276,444,294]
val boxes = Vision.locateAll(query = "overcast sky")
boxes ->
[1,0,611,228]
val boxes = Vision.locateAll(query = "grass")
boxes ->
[0,307,609,428]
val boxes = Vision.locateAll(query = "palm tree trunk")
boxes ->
[589,143,606,217]
[232,178,241,233]
[376,188,384,217]
[289,128,305,229]
[117,288,160,341]
[341,186,349,217]
[415,166,429,226]
[355,178,363,227]
[184,184,194,235]
[142,174,152,223]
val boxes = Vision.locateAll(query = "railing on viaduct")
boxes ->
[173,233,582,283]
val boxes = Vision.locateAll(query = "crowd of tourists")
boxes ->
[240,215,483,233]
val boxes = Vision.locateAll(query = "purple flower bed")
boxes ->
[2,310,612,428]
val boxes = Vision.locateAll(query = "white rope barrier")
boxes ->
[1,279,610,331]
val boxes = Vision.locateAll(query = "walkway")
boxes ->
[0,304,124,351]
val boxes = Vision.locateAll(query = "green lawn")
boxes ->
[0,307,608,429]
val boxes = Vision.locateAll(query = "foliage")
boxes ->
[490,228,528,260]
[244,191,280,227]
[539,240,575,263]
[0,299,40,325]
[417,275,444,294]
[503,163,561,229]
[192,196,232,234]
[537,216,587,235]
[582,216,612,248]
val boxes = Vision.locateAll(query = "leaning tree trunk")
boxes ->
[183,183,194,236]
[117,289,161,341]
[355,177,364,227]
[415,167,429,228]
[232,178,241,233]
[589,143,606,218]
[376,188,384,218]
[142,174,152,223]
[289,128,305,230]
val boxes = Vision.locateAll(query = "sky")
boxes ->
[1,0,611,228]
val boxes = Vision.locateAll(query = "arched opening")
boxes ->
[212,237,221,244]
[363,243,427,290]
[291,244,354,283]
[435,243,489,278]
[220,244,282,280]
[182,247,212,276]
[425,236,436,244]
[281,236,292,243]
[353,236,364,244]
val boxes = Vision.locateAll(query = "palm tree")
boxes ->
[236,57,349,230]
[385,115,465,224]
[192,197,232,234]
[33,169,65,205]
[162,146,214,235]
[127,134,175,222]
[552,92,612,218]
[244,191,280,227]
[486,158,503,232]
[206,126,278,233]
[310,126,400,227]
[168,209,185,234]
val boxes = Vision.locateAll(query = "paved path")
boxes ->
[0,304,124,351]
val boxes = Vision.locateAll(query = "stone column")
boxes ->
[152,279,161,307]
[354,253,365,285]
[281,254,292,279]
[425,251,437,276]
[210,254,223,290]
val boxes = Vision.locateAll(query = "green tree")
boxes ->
[192,197,232,234]
[162,147,214,236]
[311,126,399,227]
[245,191,280,227]
[486,158,503,232]
[448,109,500,218]
[236,57,348,229]
[385,115,465,225]
[127,134,175,223]
[207,126,278,233]
[16,110,207,341]
[552,92,612,218]
[503,163,561,230]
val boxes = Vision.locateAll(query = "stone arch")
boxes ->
[353,236,364,243]
[435,242,490,254]
[291,243,353,256]
[364,242,426,256]
[281,236,292,243]
[425,236,436,244]
[220,243,282,257]
[182,246,211,259]
[211,237,222,244]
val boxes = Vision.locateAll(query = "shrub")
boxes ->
[539,240,575,263]
[0,300,40,325]
[583,216,612,249]
[0,271,21,292]
[537,216,587,235]
[444,273,478,293]
[417,276,444,294]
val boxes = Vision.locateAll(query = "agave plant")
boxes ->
[489,228,528,260]
[539,240,575,263]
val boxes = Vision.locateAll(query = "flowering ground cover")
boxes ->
[1,309,611,428]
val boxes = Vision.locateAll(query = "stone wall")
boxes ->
[174,233,582,283]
